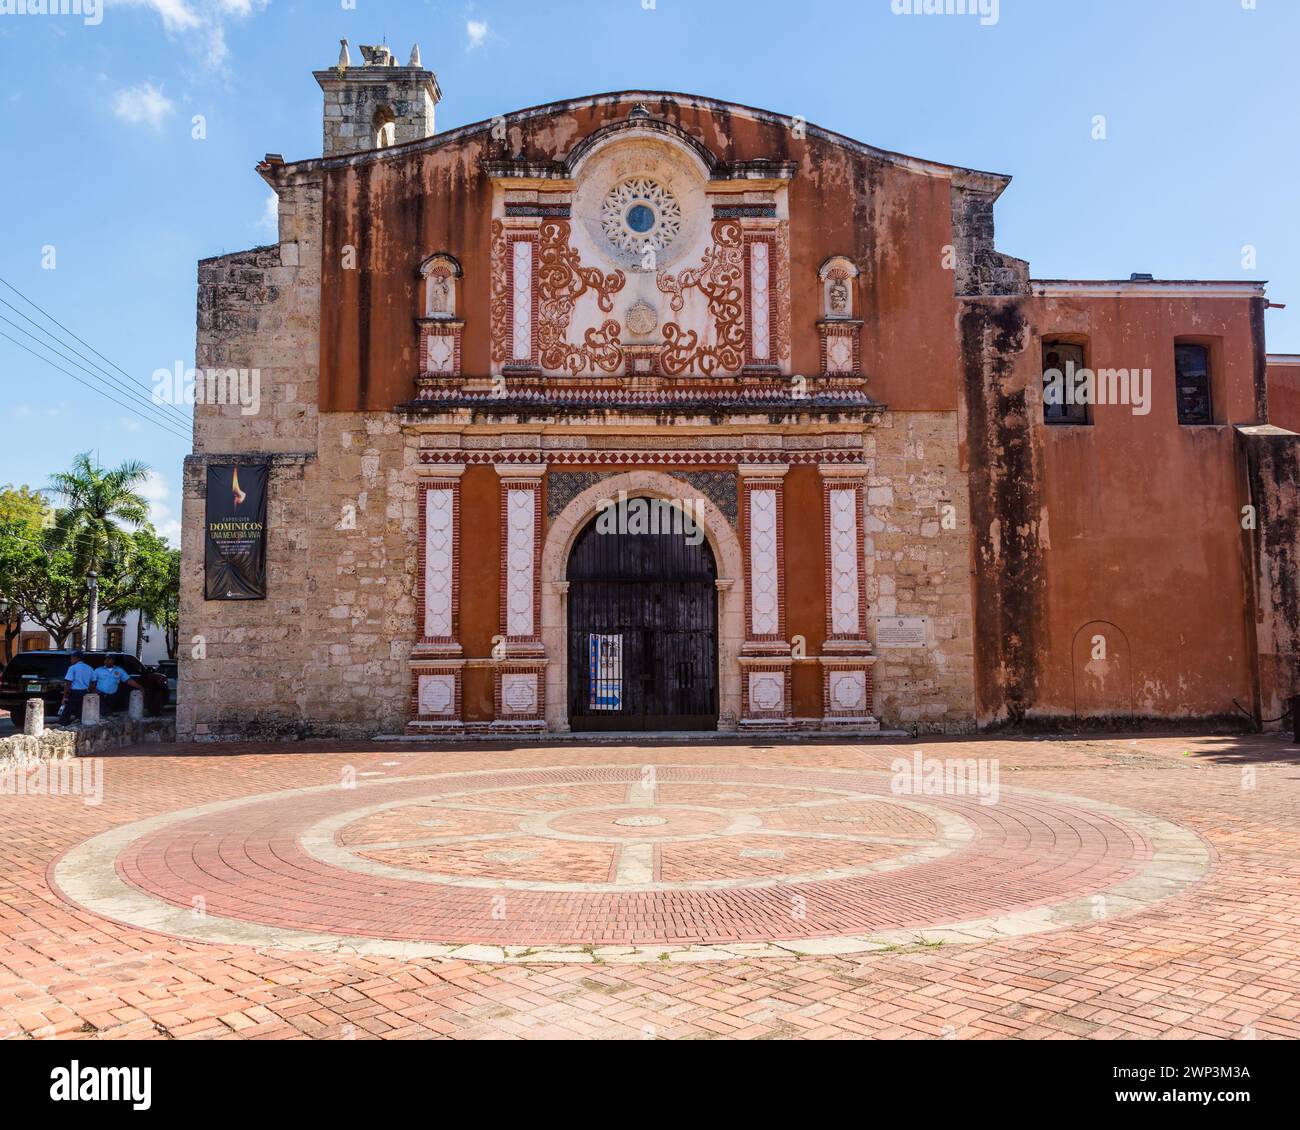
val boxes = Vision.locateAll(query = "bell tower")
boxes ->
[313,40,441,157]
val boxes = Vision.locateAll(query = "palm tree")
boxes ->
[45,453,150,651]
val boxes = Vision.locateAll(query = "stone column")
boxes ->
[24,699,44,737]
[128,689,145,721]
[81,693,100,727]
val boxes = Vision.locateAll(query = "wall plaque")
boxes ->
[876,616,928,649]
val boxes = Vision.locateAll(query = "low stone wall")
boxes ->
[0,716,176,762]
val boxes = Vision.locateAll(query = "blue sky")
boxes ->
[1,0,1296,544]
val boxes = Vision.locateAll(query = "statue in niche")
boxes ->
[428,273,452,316]
[828,279,850,317]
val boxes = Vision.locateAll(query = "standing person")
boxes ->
[92,655,140,715]
[58,651,95,724]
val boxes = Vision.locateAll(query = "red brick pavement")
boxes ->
[1,733,1298,1040]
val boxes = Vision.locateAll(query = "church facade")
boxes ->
[178,43,1300,740]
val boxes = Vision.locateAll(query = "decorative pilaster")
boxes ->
[818,465,876,729]
[740,464,792,725]
[416,468,464,654]
[742,231,780,377]
[741,465,788,649]
[409,466,465,733]
[505,231,540,373]
[820,467,869,647]
[496,465,545,654]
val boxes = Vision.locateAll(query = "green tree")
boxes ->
[0,519,87,648]
[44,453,150,651]
[105,527,180,659]
[0,483,49,527]
[0,485,53,658]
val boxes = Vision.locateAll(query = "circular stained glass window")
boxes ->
[625,203,656,233]
[600,178,683,258]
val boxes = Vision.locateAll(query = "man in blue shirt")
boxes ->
[92,656,141,715]
[58,652,94,724]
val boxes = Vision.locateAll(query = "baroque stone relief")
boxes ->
[601,178,683,258]
[489,134,791,380]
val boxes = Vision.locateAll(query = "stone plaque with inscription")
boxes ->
[876,616,929,649]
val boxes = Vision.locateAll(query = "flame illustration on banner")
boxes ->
[231,467,246,507]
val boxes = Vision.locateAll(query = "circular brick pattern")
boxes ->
[53,764,1211,961]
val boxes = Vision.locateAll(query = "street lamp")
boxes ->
[87,571,99,652]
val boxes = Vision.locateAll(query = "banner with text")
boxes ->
[204,463,268,600]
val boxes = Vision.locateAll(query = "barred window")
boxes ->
[1043,340,1089,425]
[1175,344,1213,425]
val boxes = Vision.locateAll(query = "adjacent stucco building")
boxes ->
[178,41,1300,740]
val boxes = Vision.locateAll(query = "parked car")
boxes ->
[0,651,169,719]
[156,659,178,706]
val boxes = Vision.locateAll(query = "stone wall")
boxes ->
[1240,426,1300,727]
[949,180,1030,299]
[179,420,419,741]
[316,70,438,157]
[867,411,977,733]
[0,716,175,763]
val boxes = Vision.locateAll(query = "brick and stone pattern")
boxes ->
[865,412,977,733]
[10,731,1293,1041]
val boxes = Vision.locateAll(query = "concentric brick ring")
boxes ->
[52,764,1212,963]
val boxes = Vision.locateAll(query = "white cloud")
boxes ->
[258,192,278,234]
[139,470,181,546]
[123,0,201,33]
[112,82,175,129]
[111,0,269,70]
[466,19,489,50]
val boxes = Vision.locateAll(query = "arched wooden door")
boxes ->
[566,508,719,731]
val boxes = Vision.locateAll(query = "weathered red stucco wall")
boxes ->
[1268,361,1300,432]
[315,96,964,413]
[963,292,1269,726]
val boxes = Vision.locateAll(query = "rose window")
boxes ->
[600,178,682,256]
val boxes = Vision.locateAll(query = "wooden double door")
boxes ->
[566,513,718,732]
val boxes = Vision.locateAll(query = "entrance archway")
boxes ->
[541,471,744,732]
[566,505,718,731]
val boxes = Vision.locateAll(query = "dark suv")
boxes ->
[0,651,169,720]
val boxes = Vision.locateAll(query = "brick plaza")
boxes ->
[2,731,1297,1040]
